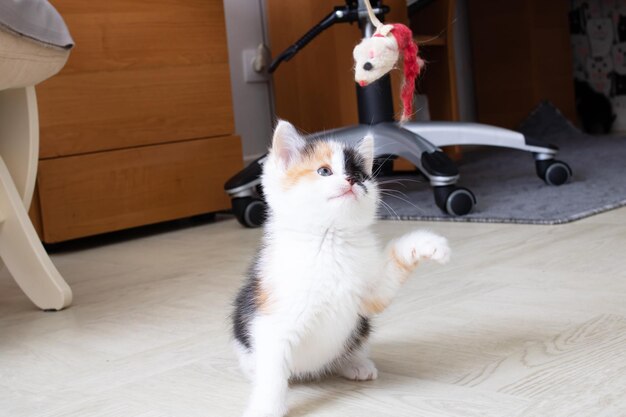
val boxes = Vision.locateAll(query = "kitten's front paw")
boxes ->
[394,230,451,266]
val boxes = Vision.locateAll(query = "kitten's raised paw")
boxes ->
[395,230,451,266]
[337,357,378,381]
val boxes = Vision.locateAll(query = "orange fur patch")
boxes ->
[283,142,333,188]
[362,297,389,315]
[255,282,272,314]
[391,247,418,282]
[315,142,334,162]
[283,165,318,188]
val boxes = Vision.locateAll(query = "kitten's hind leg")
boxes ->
[336,344,378,381]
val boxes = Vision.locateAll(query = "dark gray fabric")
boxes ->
[378,103,626,224]
[0,0,73,49]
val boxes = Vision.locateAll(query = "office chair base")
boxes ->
[433,186,476,216]
[232,197,267,228]
[225,121,575,227]
[535,159,572,186]
[403,120,573,187]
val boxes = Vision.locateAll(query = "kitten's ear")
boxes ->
[271,120,305,169]
[358,134,375,176]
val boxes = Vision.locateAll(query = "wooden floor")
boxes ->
[1,208,626,417]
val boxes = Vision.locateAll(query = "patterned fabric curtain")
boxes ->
[570,0,626,131]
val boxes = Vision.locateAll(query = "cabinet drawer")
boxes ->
[37,0,234,158]
[37,136,242,243]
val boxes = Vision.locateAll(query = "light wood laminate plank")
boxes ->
[1,207,625,416]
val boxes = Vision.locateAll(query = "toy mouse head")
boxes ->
[353,32,399,86]
[351,0,422,121]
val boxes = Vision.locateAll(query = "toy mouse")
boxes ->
[353,0,423,122]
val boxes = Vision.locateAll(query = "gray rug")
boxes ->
[379,103,626,224]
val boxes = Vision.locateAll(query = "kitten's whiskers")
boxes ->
[379,188,426,214]
[377,199,400,219]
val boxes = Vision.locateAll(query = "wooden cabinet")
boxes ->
[33,0,243,242]
[409,0,463,161]
[467,0,576,129]
[410,0,459,123]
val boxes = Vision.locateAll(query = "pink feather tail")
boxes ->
[391,24,422,122]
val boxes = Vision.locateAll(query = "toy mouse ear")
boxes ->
[358,134,375,176]
[271,120,305,169]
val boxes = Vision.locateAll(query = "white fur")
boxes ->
[237,121,450,417]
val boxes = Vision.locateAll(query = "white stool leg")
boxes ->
[0,155,72,310]
[0,87,39,206]
[0,86,72,310]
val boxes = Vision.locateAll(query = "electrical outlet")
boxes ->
[243,48,269,83]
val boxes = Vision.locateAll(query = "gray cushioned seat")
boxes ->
[0,0,73,49]
[0,0,74,89]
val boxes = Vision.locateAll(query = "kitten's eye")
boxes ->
[317,166,333,176]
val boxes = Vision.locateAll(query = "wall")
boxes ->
[466,0,576,130]
[223,0,274,161]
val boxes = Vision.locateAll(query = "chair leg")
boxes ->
[0,87,39,207]
[0,155,72,310]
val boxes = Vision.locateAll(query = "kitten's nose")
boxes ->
[347,177,356,185]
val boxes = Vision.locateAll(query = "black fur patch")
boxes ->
[301,139,326,159]
[343,147,370,191]
[232,256,262,350]
[345,315,371,355]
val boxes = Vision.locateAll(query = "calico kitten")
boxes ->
[232,120,450,417]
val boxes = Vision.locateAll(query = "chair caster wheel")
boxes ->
[232,197,266,228]
[536,160,572,186]
[433,186,476,216]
